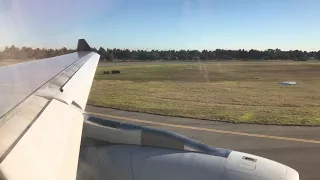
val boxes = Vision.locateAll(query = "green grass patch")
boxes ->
[88,62,320,126]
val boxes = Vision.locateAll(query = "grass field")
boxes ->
[88,61,320,126]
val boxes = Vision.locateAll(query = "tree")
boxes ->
[177,50,189,60]
[106,49,114,61]
[123,49,132,59]
[249,49,260,59]
[98,47,108,61]
[317,51,320,59]
[149,50,159,60]
[46,49,56,58]
[201,50,208,60]
[137,50,149,60]
[189,50,201,60]
[208,51,216,60]
[0,52,4,60]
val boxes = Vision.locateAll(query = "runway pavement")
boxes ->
[86,105,320,180]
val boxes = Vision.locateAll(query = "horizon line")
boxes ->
[0,45,319,52]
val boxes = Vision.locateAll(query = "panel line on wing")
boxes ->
[0,99,51,163]
[0,53,89,120]
[59,54,92,92]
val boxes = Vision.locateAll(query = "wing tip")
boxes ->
[77,39,92,52]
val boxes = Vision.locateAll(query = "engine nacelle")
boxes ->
[78,115,299,180]
[78,145,298,180]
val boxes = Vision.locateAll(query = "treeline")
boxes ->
[97,48,320,61]
[1,45,320,61]
[0,46,76,60]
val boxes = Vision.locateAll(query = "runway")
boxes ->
[86,105,320,180]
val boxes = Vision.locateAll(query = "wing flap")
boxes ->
[60,53,100,110]
[0,99,84,180]
[0,52,91,120]
[0,95,49,162]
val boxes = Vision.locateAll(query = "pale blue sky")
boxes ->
[1,0,320,51]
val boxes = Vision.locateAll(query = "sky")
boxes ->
[0,0,320,51]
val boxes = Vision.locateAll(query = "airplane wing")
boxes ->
[0,39,100,180]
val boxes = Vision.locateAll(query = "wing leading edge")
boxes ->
[0,39,100,180]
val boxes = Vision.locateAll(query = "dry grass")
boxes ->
[88,62,320,126]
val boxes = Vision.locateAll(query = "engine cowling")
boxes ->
[78,145,299,180]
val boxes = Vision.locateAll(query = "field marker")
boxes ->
[87,112,320,144]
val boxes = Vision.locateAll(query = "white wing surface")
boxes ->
[0,39,100,180]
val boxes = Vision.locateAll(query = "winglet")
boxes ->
[77,39,92,52]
